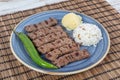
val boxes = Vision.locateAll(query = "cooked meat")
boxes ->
[25,24,37,33]
[49,17,57,26]
[28,26,66,40]
[27,28,46,40]
[25,17,90,68]
[37,43,55,54]
[35,29,46,37]
[44,27,52,34]
[43,31,67,41]
[27,28,45,40]
[35,23,43,29]
[45,25,63,34]
[46,49,61,61]
[41,20,48,27]
[46,43,79,61]
[37,37,74,53]
[52,38,65,49]
[33,38,44,47]
[27,33,36,40]
[62,37,74,45]
[32,32,68,48]
[55,25,64,32]
[54,31,67,37]
[43,32,58,43]
[25,17,57,33]
[59,43,79,53]
[52,38,73,49]
[53,49,90,68]
[40,17,57,27]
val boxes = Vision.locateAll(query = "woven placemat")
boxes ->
[0,0,120,80]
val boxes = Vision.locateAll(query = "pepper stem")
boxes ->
[13,30,20,36]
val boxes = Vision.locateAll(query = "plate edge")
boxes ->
[10,10,110,75]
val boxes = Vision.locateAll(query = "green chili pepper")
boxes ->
[14,31,57,69]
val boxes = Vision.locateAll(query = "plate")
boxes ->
[10,10,110,75]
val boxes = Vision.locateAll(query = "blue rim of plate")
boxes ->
[10,10,110,75]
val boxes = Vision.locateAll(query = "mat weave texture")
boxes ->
[0,0,120,80]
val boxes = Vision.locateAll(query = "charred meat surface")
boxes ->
[25,17,90,68]
[25,17,57,33]
[27,25,63,40]
[53,49,90,68]
[45,42,79,61]
[37,37,73,53]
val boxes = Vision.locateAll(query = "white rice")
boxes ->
[73,23,103,46]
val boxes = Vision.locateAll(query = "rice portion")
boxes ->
[73,23,103,46]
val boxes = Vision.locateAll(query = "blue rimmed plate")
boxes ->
[10,10,110,75]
